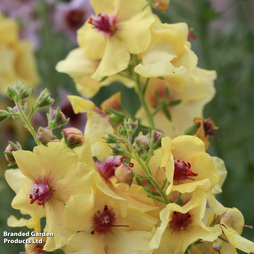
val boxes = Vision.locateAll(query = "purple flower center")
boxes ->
[169,211,192,232]
[29,182,53,206]
[173,159,198,182]
[88,13,118,37]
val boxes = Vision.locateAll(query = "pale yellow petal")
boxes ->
[68,95,95,113]
[171,135,205,161]
[78,21,107,60]
[85,112,113,160]
[91,36,130,81]
[7,215,28,227]
[222,227,254,253]
[64,191,95,232]
[55,47,99,78]
[117,9,154,54]
[212,156,227,195]
[5,169,26,193]
[64,232,105,254]
[43,199,75,251]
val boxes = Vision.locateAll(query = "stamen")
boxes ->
[174,159,198,182]
[91,205,128,235]
[29,182,53,207]
[243,225,253,229]
[88,13,118,37]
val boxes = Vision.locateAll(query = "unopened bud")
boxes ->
[115,164,133,185]
[4,144,16,163]
[124,118,138,135]
[6,87,17,101]
[4,141,22,165]
[62,127,83,148]
[37,127,53,144]
[108,144,126,155]
[0,110,9,122]
[103,132,119,143]
[19,84,32,100]
[151,131,165,150]
[36,89,54,108]
[117,125,128,137]
[136,135,150,147]
[52,109,66,122]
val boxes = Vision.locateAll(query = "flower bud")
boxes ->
[37,127,53,145]
[124,118,138,135]
[103,132,119,143]
[4,142,22,164]
[36,89,55,108]
[136,135,150,147]
[108,144,126,155]
[62,127,83,148]
[115,164,133,185]
[6,87,17,101]
[52,109,66,122]
[4,144,16,163]
[151,130,165,150]
[0,110,9,122]
[19,84,32,100]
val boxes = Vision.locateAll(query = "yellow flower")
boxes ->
[7,142,96,251]
[63,185,157,254]
[135,15,198,92]
[68,93,122,160]
[219,208,254,253]
[0,13,40,93]
[149,191,221,254]
[77,0,154,80]
[136,67,216,138]
[56,47,135,98]
[160,135,219,195]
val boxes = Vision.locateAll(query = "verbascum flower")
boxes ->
[136,67,216,138]
[149,191,221,254]
[159,135,219,195]
[218,208,254,253]
[56,48,135,98]
[68,93,122,160]
[6,142,97,251]
[63,185,157,254]
[135,15,198,92]
[77,0,154,80]
[0,12,40,93]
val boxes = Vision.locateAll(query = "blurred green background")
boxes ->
[1,0,254,253]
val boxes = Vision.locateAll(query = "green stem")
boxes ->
[123,136,169,204]
[15,102,42,145]
[134,56,154,129]
[27,105,38,120]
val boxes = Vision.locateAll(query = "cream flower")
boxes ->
[63,185,157,254]
[8,142,96,251]
[0,12,40,93]
[149,191,221,254]
[159,136,219,195]
[136,67,216,138]
[56,47,135,98]
[219,208,254,253]
[77,0,154,80]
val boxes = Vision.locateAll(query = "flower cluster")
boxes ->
[1,0,254,254]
